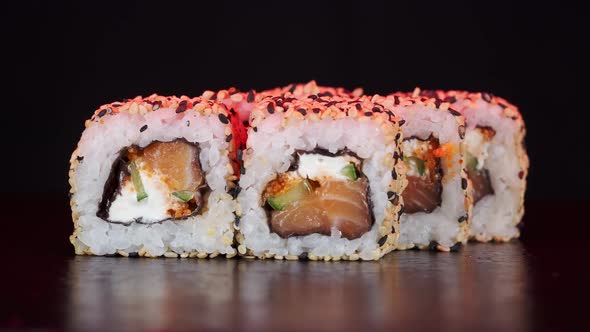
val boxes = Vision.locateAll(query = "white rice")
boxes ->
[70,108,236,256]
[396,104,466,248]
[455,99,523,240]
[237,115,394,260]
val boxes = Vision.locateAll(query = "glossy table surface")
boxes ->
[1,196,587,331]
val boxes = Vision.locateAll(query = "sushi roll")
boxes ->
[68,95,242,257]
[262,80,363,100]
[374,93,471,251]
[236,94,406,260]
[428,90,529,242]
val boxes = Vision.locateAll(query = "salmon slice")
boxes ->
[139,140,203,191]
[270,179,372,239]
[403,175,442,213]
[402,136,443,214]
[468,169,494,204]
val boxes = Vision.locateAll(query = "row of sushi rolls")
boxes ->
[69,81,528,260]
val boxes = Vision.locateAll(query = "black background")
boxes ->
[2,0,588,200]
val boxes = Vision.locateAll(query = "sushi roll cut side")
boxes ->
[374,94,471,251]
[69,95,243,258]
[427,90,528,242]
[237,95,406,261]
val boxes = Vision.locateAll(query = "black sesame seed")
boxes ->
[98,109,107,117]
[240,164,246,175]
[399,120,406,126]
[247,90,255,103]
[482,92,493,103]
[364,111,373,116]
[309,94,318,100]
[297,108,307,115]
[234,214,241,227]
[372,107,380,113]
[355,103,362,111]
[218,113,229,124]
[312,108,321,113]
[498,102,508,109]
[140,125,148,132]
[387,191,395,199]
[458,125,466,139]
[394,96,400,105]
[434,98,442,108]
[449,243,462,252]
[444,96,457,104]
[229,186,242,198]
[176,100,188,113]
[428,241,439,251]
[392,170,398,180]
[267,102,275,114]
[288,84,296,93]
[449,109,461,116]
[395,133,401,141]
[76,155,84,161]
[318,91,333,97]
[461,178,468,190]
[378,235,388,246]
[391,225,396,233]
[186,120,191,127]
[393,151,400,160]
[298,252,309,261]
[253,127,258,132]
[226,134,233,142]
[458,215,468,223]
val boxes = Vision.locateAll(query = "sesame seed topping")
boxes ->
[482,92,493,103]
[267,102,275,114]
[140,125,148,132]
[399,120,406,126]
[458,215,467,223]
[392,170,398,180]
[312,108,321,113]
[355,103,362,111]
[218,113,229,124]
[253,127,258,132]
[76,156,84,161]
[461,178,467,190]
[458,125,466,139]
[309,94,318,100]
[175,100,188,113]
[364,111,373,116]
[378,235,388,246]
[372,107,381,113]
[247,90,255,103]
[297,108,307,115]
[226,134,233,142]
[98,109,107,117]
[449,108,461,116]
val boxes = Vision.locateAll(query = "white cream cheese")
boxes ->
[465,129,491,170]
[108,163,183,223]
[296,153,358,181]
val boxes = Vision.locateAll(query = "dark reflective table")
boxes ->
[1,196,587,331]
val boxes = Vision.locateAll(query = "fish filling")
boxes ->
[97,139,207,224]
[262,149,373,240]
[402,136,443,214]
[465,127,495,204]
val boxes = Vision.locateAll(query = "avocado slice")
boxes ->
[403,156,426,177]
[129,160,148,201]
[340,163,358,180]
[267,179,312,210]
[172,190,195,202]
